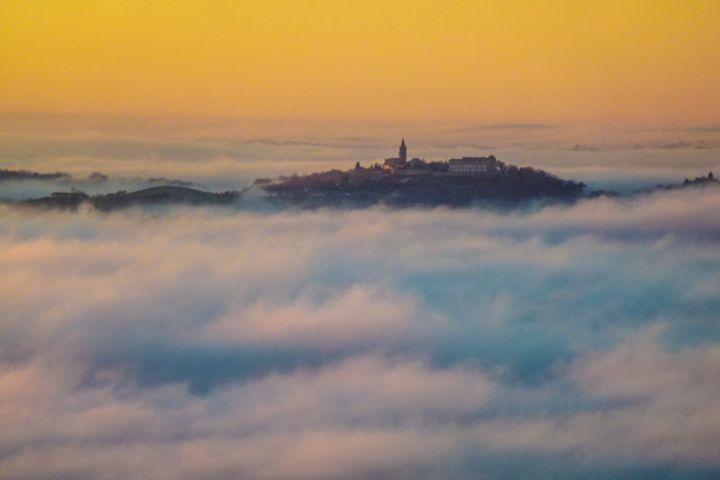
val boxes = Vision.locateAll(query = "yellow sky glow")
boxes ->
[1,0,719,125]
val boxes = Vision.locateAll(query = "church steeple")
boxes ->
[399,138,407,163]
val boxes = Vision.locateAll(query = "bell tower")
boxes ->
[399,138,407,163]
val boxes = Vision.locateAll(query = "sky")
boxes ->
[2,3,720,478]
[1,0,719,125]
[1,1,719,190]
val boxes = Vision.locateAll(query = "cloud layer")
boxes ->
[1,187,720,479]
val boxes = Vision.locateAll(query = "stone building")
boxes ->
[383,138,409,173]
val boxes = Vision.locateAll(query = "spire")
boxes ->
[399,138,407,163]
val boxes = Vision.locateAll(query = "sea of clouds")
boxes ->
[1,184,719,479]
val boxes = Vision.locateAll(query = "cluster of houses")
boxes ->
[378,139,501,175]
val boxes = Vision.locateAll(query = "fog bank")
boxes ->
[1,187,719,479]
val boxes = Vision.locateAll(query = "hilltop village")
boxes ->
[3,141,717,211]
[378,138,502,175]
[262,140,587,208]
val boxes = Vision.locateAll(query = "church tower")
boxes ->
[399,138,407,163]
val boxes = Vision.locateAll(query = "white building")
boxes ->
[448,156,498,174]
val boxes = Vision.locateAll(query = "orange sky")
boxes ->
[1,0,719,125]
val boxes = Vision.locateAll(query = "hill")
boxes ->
[0,169,70,182]
[262,160,586,208]
[23,186,240,210]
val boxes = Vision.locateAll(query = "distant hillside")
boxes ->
[655,172,717,192]
[0,169,70,181]
[23,186,240,210]
[587,171,719,199]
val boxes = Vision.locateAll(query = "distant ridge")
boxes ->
[21,185,240,211]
